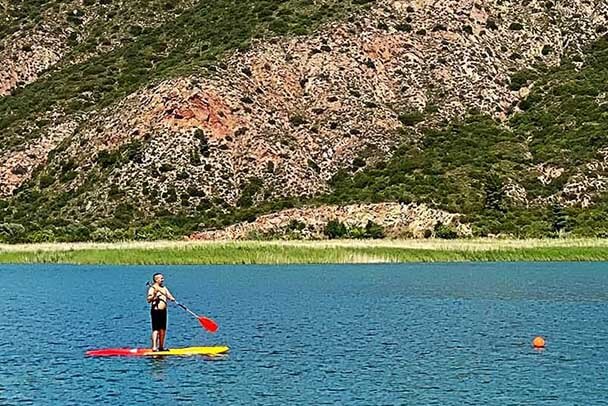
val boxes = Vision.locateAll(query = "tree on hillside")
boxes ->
[483,173,505,212]
[551,203,570,235]
[324,219,347,239]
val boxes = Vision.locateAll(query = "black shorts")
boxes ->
[151,308,167,331]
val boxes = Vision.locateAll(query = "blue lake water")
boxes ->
[1,262,608,405]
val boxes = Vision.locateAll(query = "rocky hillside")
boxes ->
[0,0,198,94]
[189,202,471,240]
[0,0,607,242]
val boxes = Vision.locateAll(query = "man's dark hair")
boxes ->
[152,273,163,282]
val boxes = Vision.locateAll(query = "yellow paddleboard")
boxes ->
[86,346,230,357]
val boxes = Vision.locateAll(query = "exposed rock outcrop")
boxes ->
[0,119,80,196]
[189,202,471,240]
[0,27,68,96]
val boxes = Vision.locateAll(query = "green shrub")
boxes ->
[434,223,458,239]
[349,226,366,239]
[159,163,175,172]
[307,159,320,173]
[97,150,122,168]
[398,111,425,126]
[237,177,263,208]
[324,219,347,239]
[364,220,384,239]
[285,219,304,231]
[164,187,178,203]
[509,22,524,30]
[289,114,307,127]
[0,223,26,243]
[26,229,56,243]
[395,23,412,32]
[509,69,538,91]
[187,186,205,197]
[352,157,366,170]
[39,174,55,189]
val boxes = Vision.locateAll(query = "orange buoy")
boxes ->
[532,336,546,348]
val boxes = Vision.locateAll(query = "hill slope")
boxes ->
[0,0,607,242]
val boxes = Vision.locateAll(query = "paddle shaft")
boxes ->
[175,301,200,320]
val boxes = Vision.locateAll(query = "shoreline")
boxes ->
[1,238,608,265]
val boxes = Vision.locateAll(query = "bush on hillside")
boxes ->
[398,111,425,126]
[434,222,458,239]
[0,223,26,243]
[364,220,384,239]
[324,219,347,239]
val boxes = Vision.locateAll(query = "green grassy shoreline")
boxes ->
[1,239,607,265]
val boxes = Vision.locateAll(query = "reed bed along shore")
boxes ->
[1,239,608,265]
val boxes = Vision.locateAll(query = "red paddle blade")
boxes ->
[199,316,218,333]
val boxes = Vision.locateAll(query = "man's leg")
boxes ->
[151,330,159,350]
[158,329,166,350]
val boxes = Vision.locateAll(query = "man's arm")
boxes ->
[165,288,176,302]
[147,287,157,303]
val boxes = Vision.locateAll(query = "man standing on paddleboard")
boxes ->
[147,273,175,352]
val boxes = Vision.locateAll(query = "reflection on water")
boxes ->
[0,262,607,404]
[148,357,169,380]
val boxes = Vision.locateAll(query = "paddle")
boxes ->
[146,282,219,333]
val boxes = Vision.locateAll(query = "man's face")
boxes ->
[155,274,165,286]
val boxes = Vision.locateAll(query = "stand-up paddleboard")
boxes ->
[86,346,229,357]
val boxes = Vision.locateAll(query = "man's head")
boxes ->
[153,273,164,286]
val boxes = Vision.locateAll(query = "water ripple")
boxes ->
[1,263,608,404]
